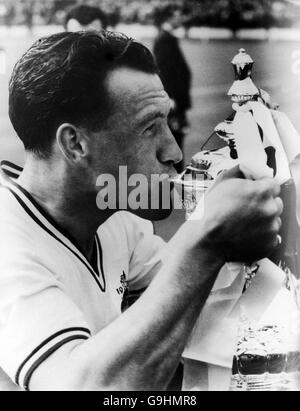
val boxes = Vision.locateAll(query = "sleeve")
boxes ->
[120,213,166,291]
[0,253,91,391]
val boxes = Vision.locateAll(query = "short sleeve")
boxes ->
[120,213,166,291]
[0,255,91,391]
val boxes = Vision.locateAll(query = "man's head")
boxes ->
[65,5,108,32]
[9,31,182,220]
[153,6,182,31]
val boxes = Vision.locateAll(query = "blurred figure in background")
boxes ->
[153,5,192,173]
[4,3,16,28]
[0,2,16,75]
[23,0,34,33]
[64,4,108,32]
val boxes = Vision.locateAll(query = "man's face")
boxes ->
[88,67,183,220]
[164,11,182,30]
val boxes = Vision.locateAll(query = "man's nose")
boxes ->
[158,128,183,167]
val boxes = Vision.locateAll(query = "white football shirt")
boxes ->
[0,161,165,391]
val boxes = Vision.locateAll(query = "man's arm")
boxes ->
[31,224,223,391]
[31,176,282,391]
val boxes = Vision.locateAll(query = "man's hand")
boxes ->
[187,168,283,264]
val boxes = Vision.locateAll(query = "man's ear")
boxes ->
[56,124,89,164]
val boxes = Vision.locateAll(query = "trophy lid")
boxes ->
[231,48,254,66]
[228,77,259,97]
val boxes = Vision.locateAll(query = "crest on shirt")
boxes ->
[116,271,128,296]
[119,271,130,313]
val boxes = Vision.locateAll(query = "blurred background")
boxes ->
[1,0,300,239]
[0,0,300,31]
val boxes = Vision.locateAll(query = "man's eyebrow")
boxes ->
[139,110,169,125]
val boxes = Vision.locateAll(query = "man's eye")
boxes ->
[144,124,156,135]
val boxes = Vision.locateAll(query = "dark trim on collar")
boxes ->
[95,233,106,291]
[1,160,23,172]
[1,161,106,293]
[11,178,87,257]
[5,186,106,293]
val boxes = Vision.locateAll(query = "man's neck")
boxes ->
[17,157,110,260]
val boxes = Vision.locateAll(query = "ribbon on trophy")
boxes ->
[176,49,300,391]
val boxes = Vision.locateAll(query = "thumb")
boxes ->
[214,165,245,185]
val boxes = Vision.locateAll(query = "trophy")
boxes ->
[176,48,299,274]
[175,48,300,391]
[228,49,300,392]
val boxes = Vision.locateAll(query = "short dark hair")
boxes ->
[9,31,158,158]
[65,5,108,30]
[152,5,175,28]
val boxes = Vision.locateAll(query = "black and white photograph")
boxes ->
[0,0,300,394]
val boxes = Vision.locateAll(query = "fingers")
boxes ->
[214,165,245,187]
[259,199,283,257]
[276,217,283,232]
[215,168,281,201]
[241,216,282,263]
[270,217,282,237]
[260,198,283,220]
[204,175,284,263]
[246,180,283,260]
[274,197,284,217]
[219,165,245,180]
[255,178,281,199]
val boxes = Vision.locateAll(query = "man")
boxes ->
[23,1,34,33]
[0,31,282,391]
[153,6,192,172]
[64,4,108,32]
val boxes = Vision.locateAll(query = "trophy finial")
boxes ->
[231,48,254,80]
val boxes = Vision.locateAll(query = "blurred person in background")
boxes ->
[23,0,34,33]
[0,2,16,74]
[4,3,16,28]
[153,5,192,173]
[64,4,108,32]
